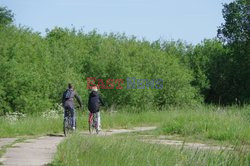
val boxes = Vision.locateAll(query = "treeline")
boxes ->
[0,26,200,114]
[0,0,249,114]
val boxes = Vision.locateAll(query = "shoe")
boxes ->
[73,127,75,130]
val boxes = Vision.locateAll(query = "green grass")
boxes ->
[0,115,63,137]
[51,134,250,166]
[1,106,250,165]
[0,105,249,145]
[157,107,250,144]
[101,106,250,144]
[0,108,163,138]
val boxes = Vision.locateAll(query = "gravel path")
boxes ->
[0,136,64,166]
[0,127,233,165]
[143,138,232,150]
[0,138,17,149]
[0,127,156,166]
[101,126,157,136]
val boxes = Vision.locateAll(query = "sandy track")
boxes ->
[0,127,156,166]
[0,138,17,149]
[143,138,232,150]
[0,136,64,166]
[0,126,233,165]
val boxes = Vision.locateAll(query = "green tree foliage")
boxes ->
[182,0,250,105]
[0,27,53,114]
[217,0,249,44]
[217,0,250,104]
[45,30,199,108]
[0,6,14,25]
[184,39,231,104]
[1,1,249,114]
[0,25,199,114]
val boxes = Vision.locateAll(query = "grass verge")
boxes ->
[0,115,63,137]
[51,134,250,166]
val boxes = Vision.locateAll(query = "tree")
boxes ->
[217,0,250,104]
[0,6,14,25]
[217,0,249,44]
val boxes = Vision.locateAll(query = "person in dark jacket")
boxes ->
[88,86,104,132]
[62,83,82,130]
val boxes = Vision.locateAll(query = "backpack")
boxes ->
[65,89,72,100]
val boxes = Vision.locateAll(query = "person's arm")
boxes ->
[74,92,83,107]
[62,91,65,106]
[99,94,105,106]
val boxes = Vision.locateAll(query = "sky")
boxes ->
[1,0,232,44]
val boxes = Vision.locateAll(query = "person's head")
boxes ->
[92,86,98,92]
[68,83,73,89]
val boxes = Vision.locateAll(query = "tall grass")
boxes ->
[101,106,250,144]
[157,106,250,144]
[0,105,249,145]
[0,115,62,137]
[52,134,250,166]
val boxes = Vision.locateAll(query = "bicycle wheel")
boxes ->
[95,112,100,134]
[93,114,99,134]
[88,113,95,134]
[89,119,94,134]
[64,117,70,136]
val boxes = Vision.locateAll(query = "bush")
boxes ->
[0,26,199,114]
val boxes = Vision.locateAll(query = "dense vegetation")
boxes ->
[0,0,249,114]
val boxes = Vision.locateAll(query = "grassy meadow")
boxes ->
[0,105,249,144]
[1,105,250,165]
[49,105,250,166]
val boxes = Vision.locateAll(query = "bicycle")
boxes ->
[88,112,100,134]
[63,109,76,136]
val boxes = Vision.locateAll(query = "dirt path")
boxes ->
[0,138,17,149]
[143,138,232,150]
[101,126,157,136]
[0,136,64,166]
[0,127,233,165]
[0,127,156,166]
